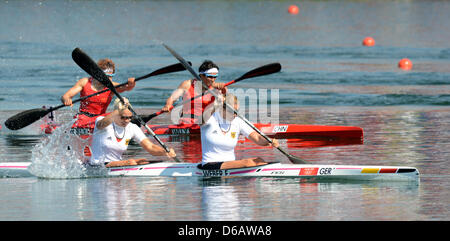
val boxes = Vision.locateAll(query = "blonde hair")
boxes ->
[113,97,131,111]
[224,93,238,108]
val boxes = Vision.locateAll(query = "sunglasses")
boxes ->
[203,73,218,78]
[120,115,133,120]
[223,105,238,113]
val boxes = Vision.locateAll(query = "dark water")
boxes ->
[0,0,449,221]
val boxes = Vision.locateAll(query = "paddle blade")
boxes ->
[4,108,51,130]
[275,146,308,164]
[140,112,159,124]
[131,114,155,126]
[287,154,308,164]
[234,63,281,82]
[162,44,201,80]
[136,62,192,81]
[72,48,116,93]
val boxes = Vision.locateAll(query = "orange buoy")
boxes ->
[362,37,375,46]
[398,58,413,70]
[288,5,299,15]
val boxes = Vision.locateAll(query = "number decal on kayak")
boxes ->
[202,169,230,177]
[171,128,190,134]
[272,125,288,133]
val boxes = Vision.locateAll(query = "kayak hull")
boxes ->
[147,123,364,139]
[0,161,418,182]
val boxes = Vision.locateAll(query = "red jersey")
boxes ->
[180,79,215,124]
[72,77,113,132]
[79,77,113,116]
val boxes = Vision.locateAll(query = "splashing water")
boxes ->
[29,118,107,178]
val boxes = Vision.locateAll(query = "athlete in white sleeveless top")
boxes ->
[90,98,176,167]
[200,94,279,170]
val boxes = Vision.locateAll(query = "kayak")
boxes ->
[147,123,364,139]
[40,122,363,139]
[0,161,419,181]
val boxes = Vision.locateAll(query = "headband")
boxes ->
[103,68,115,77]
[199,68,219,77]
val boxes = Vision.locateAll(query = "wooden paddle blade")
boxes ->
[72,48,115,91]
[235,63,282,82]
[4,108,51,130]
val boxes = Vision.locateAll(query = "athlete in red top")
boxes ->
[61,58,136,134]
[161,60,227,124]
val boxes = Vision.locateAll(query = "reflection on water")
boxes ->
[0,175,422,221]
[0,108,450,220]
[0,134,42,162]
[0,106,448,220]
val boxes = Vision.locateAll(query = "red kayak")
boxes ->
[40,121,363,139]
[146,123,363,139]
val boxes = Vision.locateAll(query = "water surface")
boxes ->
[0,0,449,221]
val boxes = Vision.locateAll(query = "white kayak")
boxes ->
[0,161,419,181]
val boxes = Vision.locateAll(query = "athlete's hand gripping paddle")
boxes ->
[162,43,307,164]
[71,47,181,162]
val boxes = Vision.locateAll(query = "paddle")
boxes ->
[4,62,190,131]
[132,62,282,125]
[162,43,308,164]
[71,47,181,162]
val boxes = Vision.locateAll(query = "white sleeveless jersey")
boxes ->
[200,112,254,164]
[90,116,147,165]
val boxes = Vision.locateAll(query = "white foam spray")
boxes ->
[29,118,107,178]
